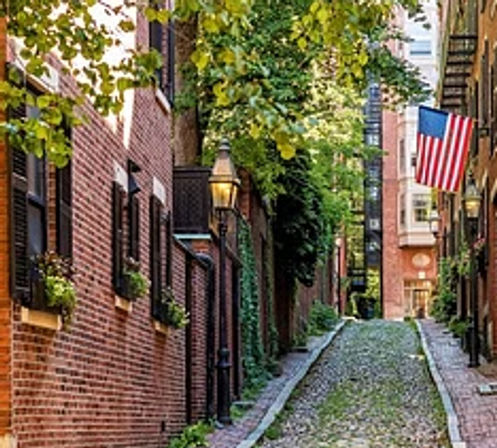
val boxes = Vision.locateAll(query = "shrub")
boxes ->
[431,257,456,323]
[167,422,212,448]
[308,301,338,335]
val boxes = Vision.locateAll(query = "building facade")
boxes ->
[382,0,440,319]
[0,9,241,447]
[438,0,497,360]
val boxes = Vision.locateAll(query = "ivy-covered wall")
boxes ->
[238,218,273,390]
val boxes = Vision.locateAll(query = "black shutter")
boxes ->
[56,161,72,258]
[112,182,124,290]
[472,82,479,157]
[10,101,29,300]
[149,19,164,89]
[165,211,172,286]
[493,49,497,153]
[150,196,162,318]
[481,41,490,129]
[129,195,140,261]
[166,21,175,103]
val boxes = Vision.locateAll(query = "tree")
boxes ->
[1,0,428,165]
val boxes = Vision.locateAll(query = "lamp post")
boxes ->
[209,138,240,425]
[464,177,482,368]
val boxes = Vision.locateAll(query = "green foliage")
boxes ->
[448,316,469,338]
[166,421,212,448]
[3,0,428,167]
[187,0,429,162]
[2,1,166,165]
[264,225,280,371]
[35,251,76,328]
[345,295,359,318]
[273,150,326,287]
[455,238,471,277]
[308,301,339,336]
[238,218,269,390]
[161,287,189,329]
[123,257,149,299]
[431,258,457,324]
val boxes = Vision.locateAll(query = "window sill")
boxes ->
[153,320,168,336]
[21,306,62,331]
[115,296,133,313]
[155,88,172,115]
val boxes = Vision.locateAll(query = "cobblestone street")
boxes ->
[258,320,448,448]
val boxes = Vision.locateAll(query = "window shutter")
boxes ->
[472,82,479,157]
[493,49,497,153]
[129,195,140,261]
[10,102,29,300]
[56,161,72,258]
[165,211,172,286]
[481,41,490,128]
[112,182,124,290]
[149,19,164,89]
[166,21,175,103]
[150,196,162,318]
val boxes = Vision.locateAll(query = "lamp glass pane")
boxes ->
[210,181,233,210]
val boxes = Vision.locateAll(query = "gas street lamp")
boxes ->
[209,138,240,425]
[464,177,482,368]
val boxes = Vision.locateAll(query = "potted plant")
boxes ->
[160,286,189,329]
[33,251,76,328]
[121,256,149,300]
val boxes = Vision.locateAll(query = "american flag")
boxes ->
[415,106,473,192]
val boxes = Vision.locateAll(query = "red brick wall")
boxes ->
[5,12,214,447]
[0,18,11,440]
[382,110,404,318]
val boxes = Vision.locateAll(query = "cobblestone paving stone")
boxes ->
[208,332,333,448]
[259,320,449,448]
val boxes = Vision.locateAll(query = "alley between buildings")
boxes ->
[258,320,448,448]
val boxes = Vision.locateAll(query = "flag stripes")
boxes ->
[415,107,473,193]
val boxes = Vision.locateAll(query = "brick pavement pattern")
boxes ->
[208,334,330,448]
[421,319,497,448]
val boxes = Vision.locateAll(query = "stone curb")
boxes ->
[235,319,348,448]
[416,320,466,448]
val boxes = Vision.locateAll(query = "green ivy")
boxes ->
[264,225,279,371]
[431,257,457,324]
[238,218,268,390]
[273,150,326,287]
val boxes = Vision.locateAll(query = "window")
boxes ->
[480,40,490,128]
[409,40,431,56]
[10,87,73,303]
[112,160,143,299]
[400,194,406,226]
[149,0,175,103]
[149,197,172,323]
[413,194,430,222]
[399,138,405,174]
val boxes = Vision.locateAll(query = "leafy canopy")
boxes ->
[2,0,428,165]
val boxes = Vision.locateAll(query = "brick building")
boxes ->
[382,0,439,319]
[0,8,240,447]
[437,0,497,359]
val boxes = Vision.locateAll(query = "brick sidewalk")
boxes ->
[208,332,333,448]
[420,319,497,448]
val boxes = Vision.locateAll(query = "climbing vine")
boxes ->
[264,224,279,372]
[431,257,457,324]
[238,217,267,390]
